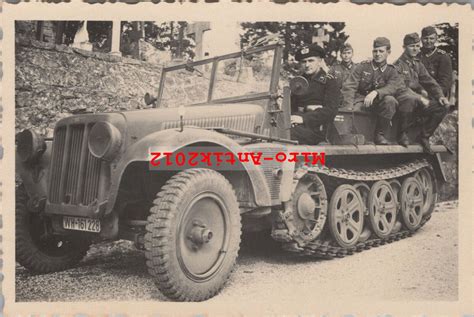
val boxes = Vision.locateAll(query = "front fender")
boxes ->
[106,128,272,213]
[16,140,53,208]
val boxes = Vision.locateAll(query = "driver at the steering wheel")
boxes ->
[290,43,341,145]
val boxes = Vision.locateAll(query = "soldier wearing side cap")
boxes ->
[420,26,453,97]
[394,32,450,153]
[330,43,356,105]
[341,37,403,145]
[290,43,341,145]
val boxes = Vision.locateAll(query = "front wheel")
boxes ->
[144,169,241,301]
[16,186,91,273]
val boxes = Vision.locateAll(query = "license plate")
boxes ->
[63,216,101,233]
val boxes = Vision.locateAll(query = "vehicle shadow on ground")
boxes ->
[238,231,325,266]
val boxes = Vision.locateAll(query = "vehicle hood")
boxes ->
[121,103,265,142]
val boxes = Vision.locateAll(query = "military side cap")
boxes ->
[295,43,325,61]
[373,37,391,49]
[421,26,437,37]
[340,43,353,52]
[404,32,421,45]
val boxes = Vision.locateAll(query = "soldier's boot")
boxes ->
[374,117,391,145]
[422,113,445,139]
[419,113,444,154]
[418,136,433,155]
[398,112,411,147]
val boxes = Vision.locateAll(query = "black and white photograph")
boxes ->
[2,2,472,316]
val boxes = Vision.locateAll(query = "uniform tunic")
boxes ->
[394,52,447,137]
[330,61,355,89]
[341,60,403,119]
[290,69,340,145]
[330,61,356,105]
[420,47,453,97]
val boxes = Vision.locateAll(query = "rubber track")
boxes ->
[279,159,433,259]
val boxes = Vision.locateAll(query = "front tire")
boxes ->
[144,169,241,301]
[15,186,90,273]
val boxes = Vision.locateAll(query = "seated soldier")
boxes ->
[394,33,450,153]
[420,26,453,98]
[290,43,340,145]
[341,37,403,145]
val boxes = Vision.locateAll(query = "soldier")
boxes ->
[341,37,402,145]
[394,32,450,153]
[420,26,453,97]
[330,43,356,105]
[290,43,341,145]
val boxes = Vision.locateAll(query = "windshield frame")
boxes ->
[155,44,283,108]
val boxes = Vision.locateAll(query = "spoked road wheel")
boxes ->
[400,177,424,231]
[415,168,436,217]
[144,169,241,302]
[328,184,365,248]
[16,185,90,273]
[291,174,328,243]
[368,180,397,239]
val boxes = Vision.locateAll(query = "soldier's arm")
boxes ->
[437,54,453,95]
[375,67,403,99]
[418,62,444,100]
[290,93,298,113]
[323,74,341,111]
[329,65,343,89]
[341,64,362,108]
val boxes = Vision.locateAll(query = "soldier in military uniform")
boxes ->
[394,33,450,153]
[330,43,356,105]
[341,37,403,145]
[420,26,453,97]
[290,43,340,145]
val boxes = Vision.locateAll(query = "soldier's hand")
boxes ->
[419,96,430,108]
[364,91,378,107]
[439,97,450,107]
[291,115,303,126]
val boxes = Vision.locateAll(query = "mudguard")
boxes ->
[106,127,272,214]
[16,140,53,210]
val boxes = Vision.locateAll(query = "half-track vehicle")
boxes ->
[16,44,449,301]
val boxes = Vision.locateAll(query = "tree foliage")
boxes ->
[435,22,458,71]
[240,22,348,76]
[60,21,195,59]
[123,21,195,60]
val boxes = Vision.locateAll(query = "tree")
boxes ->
[240,22,348,76]
[435,22,458,71]
[136,21,195,60]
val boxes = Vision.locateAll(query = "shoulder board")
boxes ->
[360,59,371,64]
[437,49,446,55]
[392,63,402,72]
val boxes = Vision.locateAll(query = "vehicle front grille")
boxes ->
[49,124,103,206]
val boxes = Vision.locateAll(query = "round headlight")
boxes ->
[88,122,122,160]
[16,129,46,163]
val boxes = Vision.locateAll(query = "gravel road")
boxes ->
[15,201,458,305]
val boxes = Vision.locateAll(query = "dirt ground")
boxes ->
[15,201,459,311]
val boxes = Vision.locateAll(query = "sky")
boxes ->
[203,20,457,64]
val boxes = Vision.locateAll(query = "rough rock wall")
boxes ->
[432,112,458,201]
[16,39,163,136]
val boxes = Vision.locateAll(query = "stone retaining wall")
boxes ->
[16,38,163,136]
